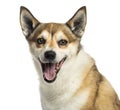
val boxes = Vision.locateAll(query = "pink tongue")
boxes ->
[44,63,56,81]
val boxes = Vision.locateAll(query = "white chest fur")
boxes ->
[41,88,90,110]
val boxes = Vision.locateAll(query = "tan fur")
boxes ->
[78,65,120,110]
[20,6,120,110]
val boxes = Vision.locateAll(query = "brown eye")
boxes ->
[37,38,46,45]
[58,39,68,46]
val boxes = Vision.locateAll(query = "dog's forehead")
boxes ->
[33,23,77,41]
[38,23,66,34]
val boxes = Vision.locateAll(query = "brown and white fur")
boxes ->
[20,6,120,110]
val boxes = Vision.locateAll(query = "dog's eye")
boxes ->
[37,38,46,45]
[58,39,68,46]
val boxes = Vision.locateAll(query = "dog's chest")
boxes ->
[41,87,90,110]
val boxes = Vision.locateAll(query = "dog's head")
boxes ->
[20,6,87,83]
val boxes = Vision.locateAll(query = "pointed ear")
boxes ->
[20,6,40,38]
[66,6,87,38]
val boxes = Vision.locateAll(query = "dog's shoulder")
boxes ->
[77,59,120,110]
[95,76,120,110]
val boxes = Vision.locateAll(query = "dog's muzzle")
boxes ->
[38,51,66,83]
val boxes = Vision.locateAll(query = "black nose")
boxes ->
[44,51,56,61]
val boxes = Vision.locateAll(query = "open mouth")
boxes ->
[38,57,66,83]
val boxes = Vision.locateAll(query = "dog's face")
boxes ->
[20,6,87,83]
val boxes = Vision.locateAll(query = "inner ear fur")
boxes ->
[20,6,40,38]
[66,6,87,38]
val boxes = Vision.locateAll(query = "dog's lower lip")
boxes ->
[38,57,66,83]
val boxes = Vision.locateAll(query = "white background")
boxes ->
[0,0,120,110]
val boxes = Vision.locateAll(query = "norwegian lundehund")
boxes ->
[20,6,120,110]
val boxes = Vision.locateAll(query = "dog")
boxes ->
[20,6,120,110]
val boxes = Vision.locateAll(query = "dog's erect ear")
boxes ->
[66,6,87,38]
[20,6,40,38]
